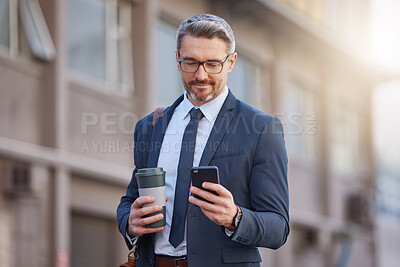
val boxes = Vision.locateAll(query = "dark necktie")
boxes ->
[169,108,204,248]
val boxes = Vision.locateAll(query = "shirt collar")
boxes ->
[179,86,229,122]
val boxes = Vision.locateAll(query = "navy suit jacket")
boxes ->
[117,91,289,267]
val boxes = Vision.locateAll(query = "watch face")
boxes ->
[235,211,242,228]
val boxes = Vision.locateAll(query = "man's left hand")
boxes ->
[189,182,237,230]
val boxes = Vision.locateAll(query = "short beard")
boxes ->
[184,79,220,102]
[189,91,214,102]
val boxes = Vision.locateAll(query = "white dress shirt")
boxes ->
[154,87,229,256]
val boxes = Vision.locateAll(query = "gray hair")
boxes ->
[176,14,236,55]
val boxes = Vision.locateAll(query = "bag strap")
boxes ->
[118,257,135,267]
[119,250,138,267]
[152,106,168,127]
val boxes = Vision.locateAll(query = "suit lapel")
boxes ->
[147,95,184,168]
[199,91,236,166]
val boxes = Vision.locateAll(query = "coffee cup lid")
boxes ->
[136,167,165,177]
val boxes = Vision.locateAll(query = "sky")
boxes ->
[370,0,400,170]
[370,0,400,73]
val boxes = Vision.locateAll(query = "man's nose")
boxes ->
[195,64,208,80]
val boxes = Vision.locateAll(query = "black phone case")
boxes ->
[191,166,220,203]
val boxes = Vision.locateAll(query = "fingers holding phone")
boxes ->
[189,166,237,228]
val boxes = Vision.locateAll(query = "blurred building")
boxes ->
[0,0,397,267]
[373,83,400,267]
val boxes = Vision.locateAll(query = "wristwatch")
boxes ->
[232,206,243,228]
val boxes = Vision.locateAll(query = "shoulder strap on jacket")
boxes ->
[152,106,168,127]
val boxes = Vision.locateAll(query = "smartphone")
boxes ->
[191,166,220,203]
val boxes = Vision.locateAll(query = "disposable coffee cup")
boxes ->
[135,167,166,228]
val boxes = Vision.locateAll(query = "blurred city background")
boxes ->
[1,0,400,266]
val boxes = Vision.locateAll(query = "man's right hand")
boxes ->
[127,196,164,237]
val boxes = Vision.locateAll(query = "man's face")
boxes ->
[176,36,237,106]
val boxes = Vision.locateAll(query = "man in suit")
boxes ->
[117,14,289,267]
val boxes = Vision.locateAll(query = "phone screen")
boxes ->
[191,166,220,203]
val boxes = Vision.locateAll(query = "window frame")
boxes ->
[0,0,56,61]
[19,0,56,61]
[329,99,368,179]
[0,0,18,56]
[105,0,134,95]
[67,0,135,96]
[278,78,320,163]
[155,20,182,107]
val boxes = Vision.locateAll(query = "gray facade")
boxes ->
[0,0,397,266]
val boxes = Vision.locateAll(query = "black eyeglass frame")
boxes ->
[178,53,232,74]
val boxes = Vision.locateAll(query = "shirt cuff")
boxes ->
[225,227,235,237]
[125,231,139,246]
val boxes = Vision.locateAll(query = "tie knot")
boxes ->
[190,108,204,120]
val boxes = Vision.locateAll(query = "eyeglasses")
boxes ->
[178,53,232,74]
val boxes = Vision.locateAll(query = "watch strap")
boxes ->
[231,205,242,228]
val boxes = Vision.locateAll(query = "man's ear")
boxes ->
[175,50,181,71]
[228,52,237,73]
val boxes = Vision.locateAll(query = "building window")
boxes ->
[68,0,106,82]
[0,0,54,59]
[330,102,366,177]
[255,65,271,111]
[68,0,134,94]
[156,21,181,106]
[71,213,126,267]
[19,0,55,61]
[228,54,267,107]
[279,80,319,162]
[0,0,11,49]
[228,56,251,102]
[113,1,134,94]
